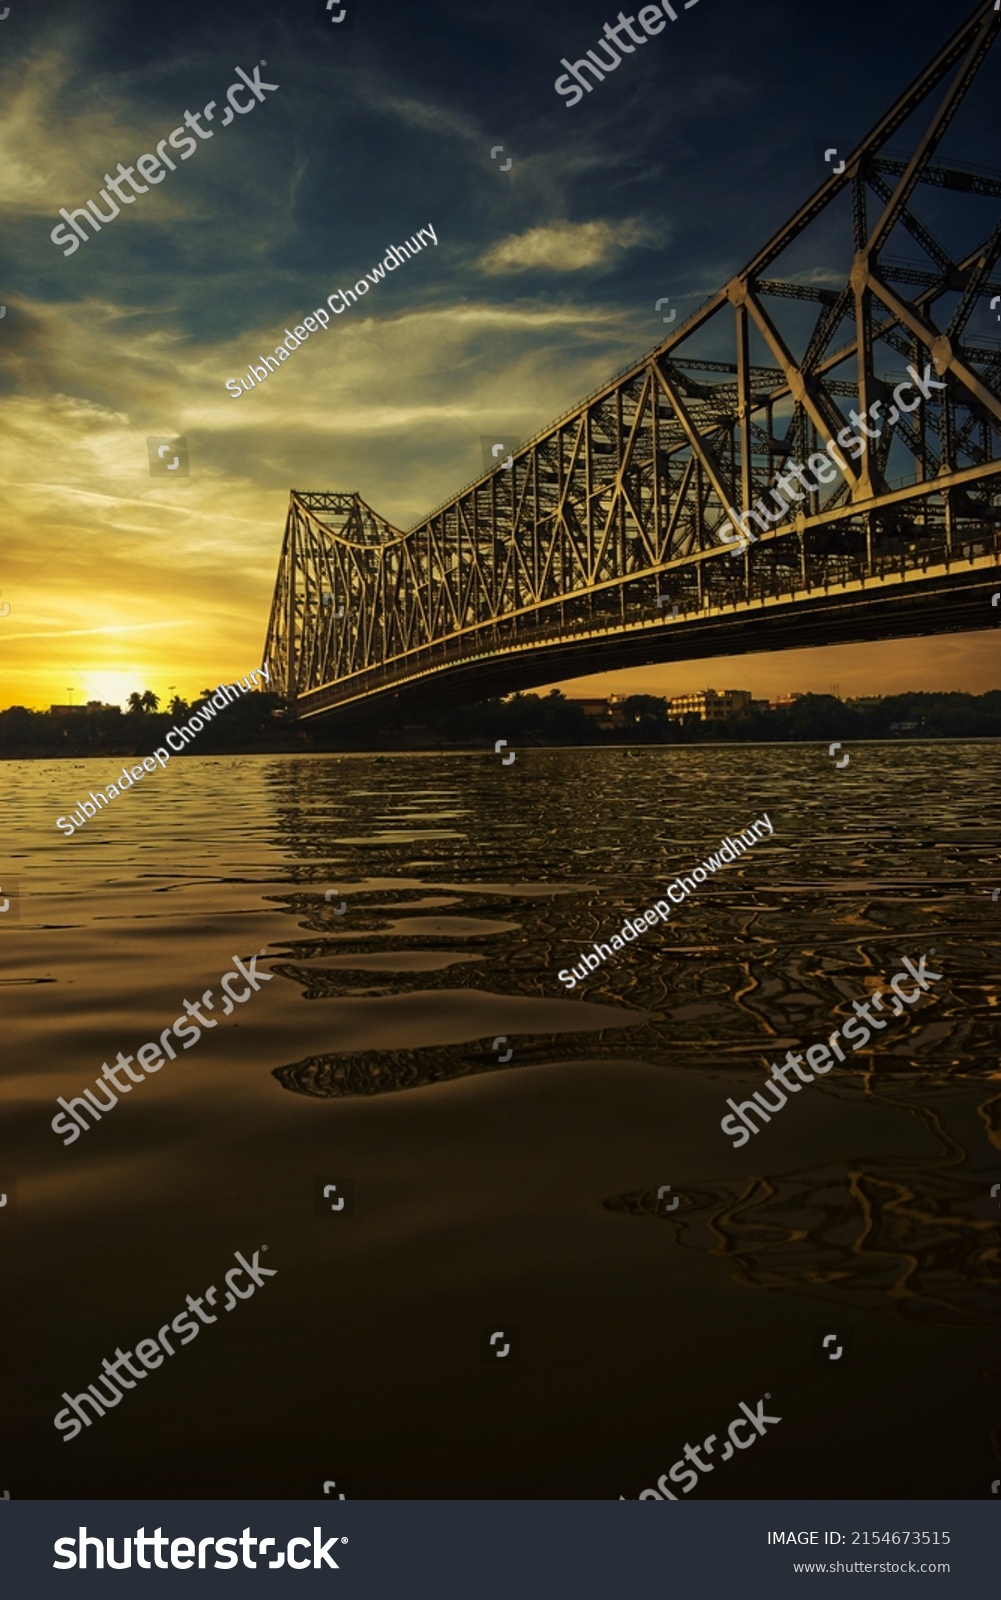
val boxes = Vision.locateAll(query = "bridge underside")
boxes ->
[264,1,1001,725]
[291,542,999,722]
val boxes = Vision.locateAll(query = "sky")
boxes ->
[1,0,998,712]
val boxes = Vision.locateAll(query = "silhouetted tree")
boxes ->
[622,695,671,740]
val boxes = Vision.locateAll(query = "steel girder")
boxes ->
[264,0,1001,723]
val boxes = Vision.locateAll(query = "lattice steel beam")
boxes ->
[264,0,1001,723]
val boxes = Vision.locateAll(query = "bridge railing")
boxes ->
[288,524,997,716]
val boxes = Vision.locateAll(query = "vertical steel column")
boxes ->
[941,376,957,560]
[736,303,752,516]
[652,362,662,559]
[285,502,298,704]
[944,488,956,559]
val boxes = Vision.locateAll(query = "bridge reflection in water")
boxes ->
[264,1,1001,723]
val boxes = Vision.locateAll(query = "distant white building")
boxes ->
[667,689,753,722]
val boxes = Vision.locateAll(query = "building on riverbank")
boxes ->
[667,689,763,723]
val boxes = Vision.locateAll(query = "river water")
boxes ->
[2,743,998,1498]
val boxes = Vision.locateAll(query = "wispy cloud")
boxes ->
[477,219,653,275]
[0,620,186,642]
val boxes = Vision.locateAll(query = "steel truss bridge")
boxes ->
[265,0,1001,723]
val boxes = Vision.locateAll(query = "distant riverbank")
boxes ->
[2,687,1000,757]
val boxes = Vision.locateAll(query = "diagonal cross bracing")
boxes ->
[264,0,1001,723]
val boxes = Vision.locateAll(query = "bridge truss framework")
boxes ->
[265,0,1001,722]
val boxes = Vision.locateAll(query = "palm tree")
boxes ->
[169,695,188,717]
[127,692,144,715]
[140,690,160,713]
